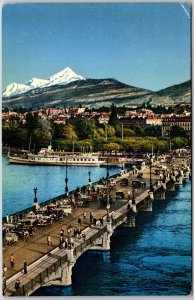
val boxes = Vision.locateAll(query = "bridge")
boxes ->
[3,155,191,296]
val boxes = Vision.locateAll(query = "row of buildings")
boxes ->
[2,106,191,138]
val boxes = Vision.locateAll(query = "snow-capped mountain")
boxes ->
[3,67,86,98]
[3,82,31,98]
[44,67,85,87]
[25,77,50,89]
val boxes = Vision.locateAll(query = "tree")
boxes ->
[77,140,93,152]
[144,126,162,137]
[63,124,77,140]
[33,128,51,148]
[96,128,105,137]
[107,125,115,137]
[74,120,96,139]
[123,128,135,137]
[103,142,121,154]
[170,125,188,138]
[171,137,188,149]
[132,125,144,136]
[108,104,119,128]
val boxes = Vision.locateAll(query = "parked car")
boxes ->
[155,170,160,175]
[120,178,129,186]
[132,180,141,188]
[115,191,125,199]
[137,172,143,179]
[50,209,63,221]
[37,216,52,226]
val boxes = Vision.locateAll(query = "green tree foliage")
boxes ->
[144,126,162,137]
[103,142,121,154]
[171,137,188,149]
[123,128,135,137]
[33,128,51,148]
[131,125,145,136]
[170,125,188,138]
[77,140,93,152]
[108,104,119,128]
[107,125,115,137]
[53,123,66,139]
[52,139,74,151]
[74,120,97,139]
[63,124,77,140]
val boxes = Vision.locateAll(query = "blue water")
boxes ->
[2,156,120,216]
[32,181,192,296]
[2,156,192,295]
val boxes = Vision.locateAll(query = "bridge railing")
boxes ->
[114,211,128,227]
[11,253,68,296]
[10,225,109,296]
[74,226,107,256]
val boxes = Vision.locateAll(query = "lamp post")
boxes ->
[34,187,38,203]
[132,187,135,205]
[88,171,91,185]
[106,156,110,219]
[65,157,69,197]
[149,155,153,192]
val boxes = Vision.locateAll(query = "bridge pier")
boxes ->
[149,191,154,200]
[154,188,166,200]
[161,182,166,190]
[167,179,175,192]
[102,221,113,250]
[175,176,183,185]
[127,214,136,227]
[34,202,40,210]
[183,170,190,179]
[167,183,175,192]
[139,199,153,212]
[60,262,74,286]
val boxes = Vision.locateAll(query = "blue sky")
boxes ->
[2,3,191,91]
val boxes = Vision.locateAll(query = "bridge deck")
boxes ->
[3,156,189,295]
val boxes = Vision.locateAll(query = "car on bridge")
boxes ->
[132,180,141,188]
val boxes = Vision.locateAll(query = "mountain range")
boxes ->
[2,67,191,109]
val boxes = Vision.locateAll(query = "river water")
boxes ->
[2,156,119,216]
[2,156,192,296]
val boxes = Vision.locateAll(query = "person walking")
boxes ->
[83,211,87,221]
[90,212,93,225]
[47,234,52,246]
[10,254,14,269]
[78,217,82,226]
[100,217,103,226]
[23,259,27,274]
[14,279,20,290]
[59,236,63,249]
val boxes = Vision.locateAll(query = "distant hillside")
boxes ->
[155,80,191,104]
[2,78,191,109]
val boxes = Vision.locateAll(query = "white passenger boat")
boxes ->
[8,145,105,166]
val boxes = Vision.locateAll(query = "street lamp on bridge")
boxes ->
[132,187,136,205]
[149,155,154,192]
[65,157,69,197]
[88,171,91,185]
[33,187,38,203]
[106,156,110,220]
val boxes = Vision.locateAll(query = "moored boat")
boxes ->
[8,146,105,166]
